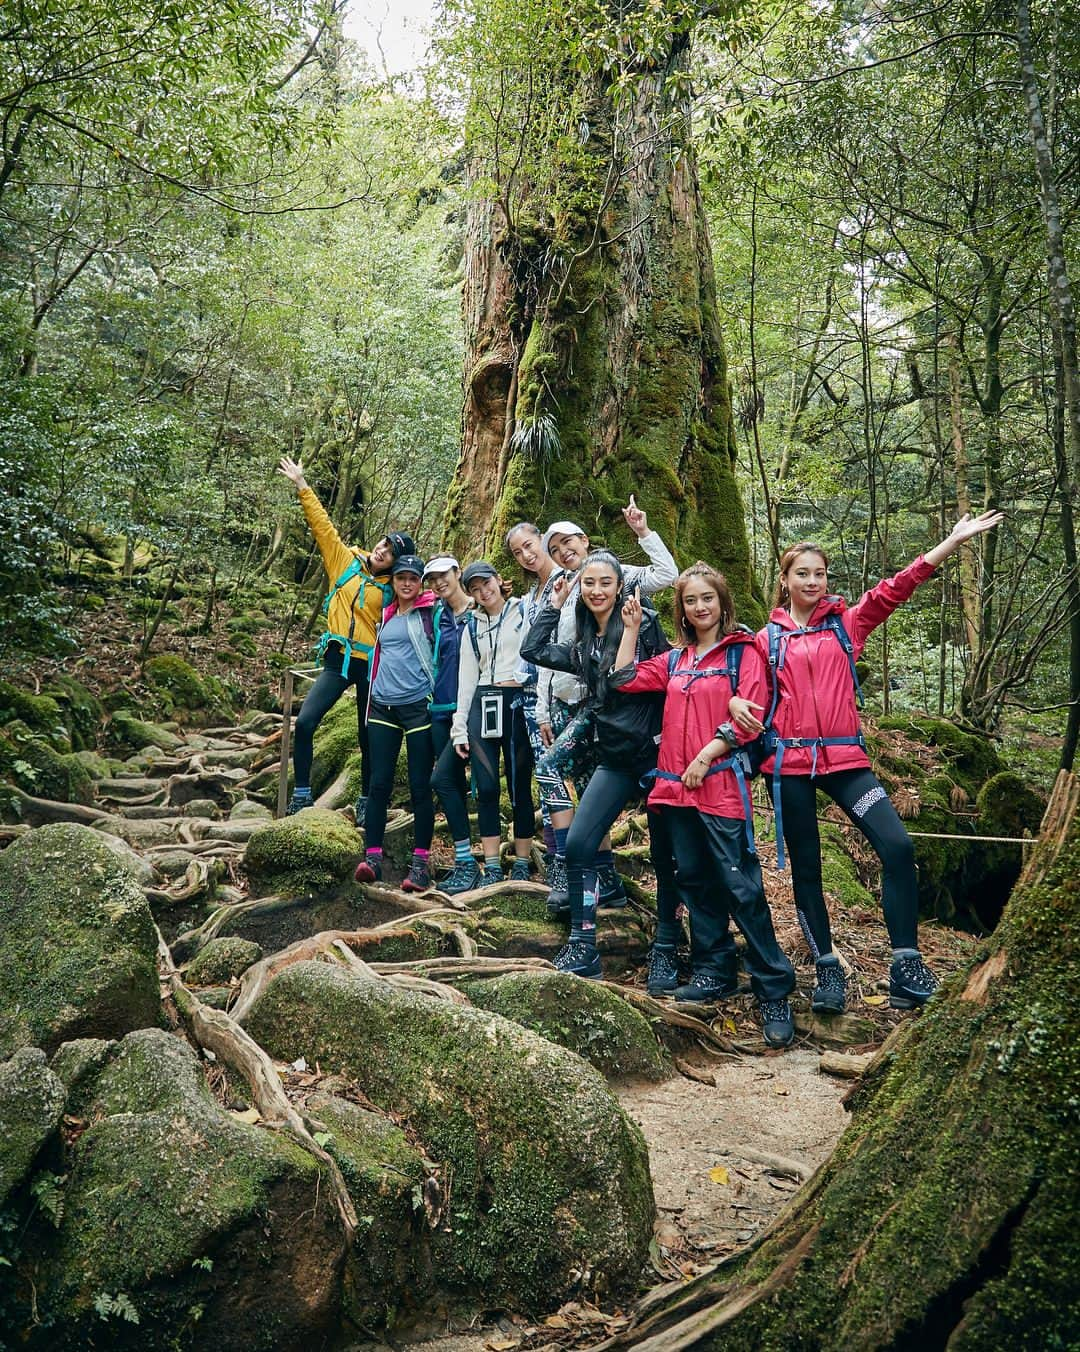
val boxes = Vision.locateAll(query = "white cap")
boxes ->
[541,521,587,553]
[423,555,460,577]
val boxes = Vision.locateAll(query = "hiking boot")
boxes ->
[354,856,382,883]
[889,953,939,1009]
[553,940,602,980]
[401,858,432,893]
[597,864,628,909]
[479,865,503,887]
[439,859,482,895]
[811,956,846,1014]
[285,790,314,816]
[673,971,739,1004]
[353,795,368,828]
[546,854,570,919]
[760,997,795,1048]
[646,946,680,996]
[509,858,532,883]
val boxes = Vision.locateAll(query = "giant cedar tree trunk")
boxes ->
[605,772,1080,1350]
[444,32,761,620]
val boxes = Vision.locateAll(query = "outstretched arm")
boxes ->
[923,510,1005,569]
[277,455,308,492]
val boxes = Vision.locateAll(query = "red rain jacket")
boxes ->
[618,632,767,819]
[759,555,936,777]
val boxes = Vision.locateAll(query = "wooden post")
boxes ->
[277,668,295,819]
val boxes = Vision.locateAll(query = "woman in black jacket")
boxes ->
[520,550,676,978]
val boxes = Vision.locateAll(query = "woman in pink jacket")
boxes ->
[730,511,1002,1014]
[616,564,796,1049]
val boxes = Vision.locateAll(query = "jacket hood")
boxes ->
[383,589,437,622]
[768,595,848,628]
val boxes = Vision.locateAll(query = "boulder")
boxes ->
[0,1047,66,1206]
[0,824,160,1058]
[0,721,95,804]
[243,809,363,896]
[142,654,210,710]
[19,1029,344,1349]
[107,710,182,752]
[93,831,159,887]
[185,937,263,986]
[463,972,668,1081]
[244,961,655,1308]
[229,798,273,821]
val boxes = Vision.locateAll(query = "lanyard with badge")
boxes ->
[480,600,513,738]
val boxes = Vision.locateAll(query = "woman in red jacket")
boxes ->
[730,511,1003,1014]
[616,565,796,1049]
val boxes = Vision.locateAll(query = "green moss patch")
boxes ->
[185,937,263,986]
[0,824,160,1059]
[462,972,668,1080]
[243,808,362,896]
[244,961,655,1309]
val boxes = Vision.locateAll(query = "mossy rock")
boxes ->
[0,824,160,1059]
[70,749,124,780]
[307,1091,437,1330]
[243,809,363,896]
[0,722,95,804]
[0,1047,66,1207]
[40,674,104,752]
[976,772,1045,839]
[876,715,1001,796]
[106,709,182,752]
[0,682,69,748]
[478,911,652,976]
[228,632,259,658]
[185,937,263,986]
[14,1029,345,1349]
[142,653,210,709]
[244,961,655,1309]
[462,972,669,1080]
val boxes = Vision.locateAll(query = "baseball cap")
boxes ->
[424,554,460,577]
[541,521,587,553]
[391,553,425,577]
[384,531,417,559]
[461,561,499,589]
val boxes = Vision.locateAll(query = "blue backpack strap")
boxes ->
[642,754,756,853]
[466,613,480,661]
[823,612,864,707]
[667,648,680,676]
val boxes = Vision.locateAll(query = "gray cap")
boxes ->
[461,561,499,589]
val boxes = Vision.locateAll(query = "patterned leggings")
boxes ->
[533,701,598,815]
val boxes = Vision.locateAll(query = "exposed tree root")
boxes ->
[156,929,358,1241]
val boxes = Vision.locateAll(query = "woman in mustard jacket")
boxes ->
[277,455,414,821]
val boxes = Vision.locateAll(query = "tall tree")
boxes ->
[439,0,760,613]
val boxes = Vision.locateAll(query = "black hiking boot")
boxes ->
[646,946,680,996]
[546,854,570,919]
[673,971,738,1004]
[811,956,846,1014]
[285,790,314,816]
[759,997,795,1048]
[553,940,602,980]
[597,864,628,909]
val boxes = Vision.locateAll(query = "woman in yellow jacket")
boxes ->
[278,456,414,820]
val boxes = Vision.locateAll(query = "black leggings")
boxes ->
[431,719,471,842]
[293,648,369,793]
[466,691,535,841]
[779,768,918,954]
[365,699,434,852]
[666,807,794,1001]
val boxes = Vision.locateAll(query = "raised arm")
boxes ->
[622,495,678,593]
[519,576,577,674]
[923,510,1004,569]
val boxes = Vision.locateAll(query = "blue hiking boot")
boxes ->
[509,858,532,883]
[553,940,602,980]
[285,790,314,816]
[597,864,628,909]
[440,860,483,895]
[889,953,939,1009]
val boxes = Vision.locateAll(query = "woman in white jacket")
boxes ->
[532,497,678,914]
[442,561,536,890]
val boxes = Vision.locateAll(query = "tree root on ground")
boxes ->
[157,929,359,1241]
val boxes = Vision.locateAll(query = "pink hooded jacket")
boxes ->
[760,555,936,776]
[618,633,767,818]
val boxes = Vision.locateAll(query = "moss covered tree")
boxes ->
[440,0,761,617]
[605,771,1080,1350]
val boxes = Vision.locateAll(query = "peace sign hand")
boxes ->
[551,573,572,608]
[621,591,643,631]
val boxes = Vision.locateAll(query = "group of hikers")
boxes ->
[277,455,1002,1048]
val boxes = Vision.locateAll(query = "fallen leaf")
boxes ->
[775,1087,790,1096]
[863,994,887,1006]
[485,1339,519,1350]
[708,1166,729,1185]
[230,1107,261,1125]
[543,1316,569,1329]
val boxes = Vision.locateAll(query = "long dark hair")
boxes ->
[571,550,629,707]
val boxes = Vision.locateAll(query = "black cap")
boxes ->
[385,531,416,560]
[391,553,425,577]
[461,561,499,589]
